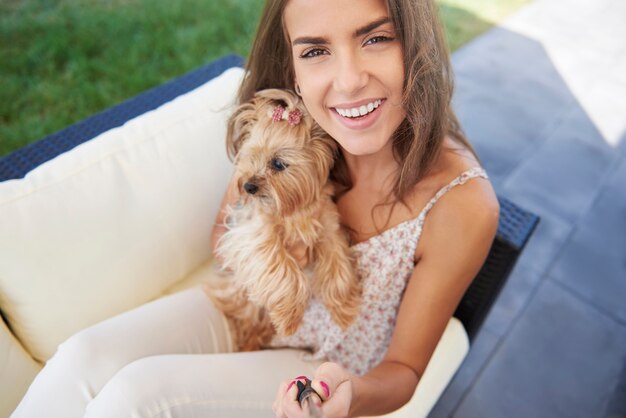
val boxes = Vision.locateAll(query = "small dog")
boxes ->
[208,89,361,351]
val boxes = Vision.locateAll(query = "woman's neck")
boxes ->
[342,141,399,194]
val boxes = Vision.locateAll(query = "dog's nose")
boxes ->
[243,182,258,195]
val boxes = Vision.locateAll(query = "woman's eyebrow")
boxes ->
[354,16,391,37]
[292,36,328,46]
[291,16,392,46]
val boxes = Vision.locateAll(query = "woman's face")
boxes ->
[283,0,406,158]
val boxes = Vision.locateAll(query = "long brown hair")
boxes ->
[232,0,479,205]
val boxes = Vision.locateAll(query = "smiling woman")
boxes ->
[235,2,499,417]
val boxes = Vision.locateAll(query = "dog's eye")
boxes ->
[270,158,288,172]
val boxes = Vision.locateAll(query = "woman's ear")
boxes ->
[294,80,301,96]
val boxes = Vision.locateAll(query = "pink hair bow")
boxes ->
[271,105,303,126]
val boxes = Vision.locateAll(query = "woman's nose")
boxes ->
[332,53,368,95]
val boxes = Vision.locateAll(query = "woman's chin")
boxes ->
[335,135,388,158]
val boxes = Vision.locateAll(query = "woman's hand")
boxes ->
[272,362,354,418]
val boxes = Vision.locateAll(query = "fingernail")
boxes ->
[320,381,330,398]
[294,375,308,381]
[286,381,296,392]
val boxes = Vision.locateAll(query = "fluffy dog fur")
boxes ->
[208,89,361,351]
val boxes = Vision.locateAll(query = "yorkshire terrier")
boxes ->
[207,89,361,351]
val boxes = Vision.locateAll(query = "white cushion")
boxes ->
[0,67,242,361]
[161,256,221,296]
[0,317,41,418]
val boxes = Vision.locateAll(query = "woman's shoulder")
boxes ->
[408,136,494,209]
[411,136,500,260]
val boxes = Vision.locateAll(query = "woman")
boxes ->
[11,0,498,417]
[237,1,499,415]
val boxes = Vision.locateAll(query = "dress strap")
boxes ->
[421,167,488,216]
[408,167,488,251]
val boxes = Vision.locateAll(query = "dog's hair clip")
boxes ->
[271,105,303,126]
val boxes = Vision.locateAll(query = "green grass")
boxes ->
[437,0,534,51]
[0,0,531,157]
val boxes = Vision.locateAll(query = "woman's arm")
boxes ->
[347,181,500,417]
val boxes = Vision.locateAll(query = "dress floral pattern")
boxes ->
[268,167,488,376]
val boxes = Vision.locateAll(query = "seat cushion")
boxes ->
[0,317,42,418]
[0,67,243,362]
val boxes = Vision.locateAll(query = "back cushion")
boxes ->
[0,67,242,361]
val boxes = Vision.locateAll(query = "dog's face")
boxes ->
[227,89,337,216]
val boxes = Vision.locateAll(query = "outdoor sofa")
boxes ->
[0,54,538,417]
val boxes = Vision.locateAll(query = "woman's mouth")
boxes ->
[331,99,385,129]
[334,99,383,118]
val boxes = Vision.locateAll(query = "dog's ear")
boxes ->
[227,89,303,161]
[309,121,338,182]
[226,101,258,161]
[254,88,301,111]
[311,121,337,155]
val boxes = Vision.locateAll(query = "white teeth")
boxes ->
[335,99,382,118]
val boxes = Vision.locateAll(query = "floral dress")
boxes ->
[268,167,488,376]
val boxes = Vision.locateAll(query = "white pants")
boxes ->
[11,288,322,418]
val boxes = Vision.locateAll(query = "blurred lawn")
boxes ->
[0,0,531,157]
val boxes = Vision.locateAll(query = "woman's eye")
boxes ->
[300,48,327,59]
[365,35,393,46]
[270,158,288,171]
